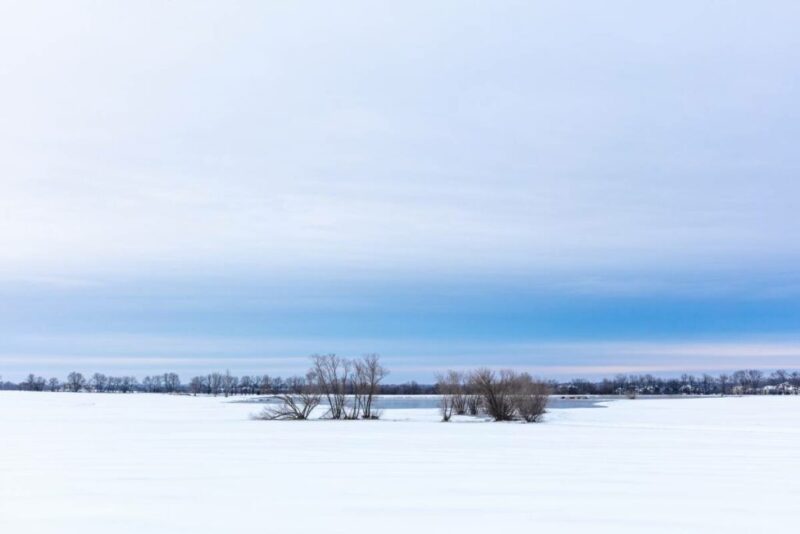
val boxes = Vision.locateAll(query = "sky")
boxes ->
[2,1,800,381]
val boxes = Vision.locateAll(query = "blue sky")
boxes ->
[1,1,799,380]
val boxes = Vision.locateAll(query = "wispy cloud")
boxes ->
[1,2,799,378]
[1,1,799,284]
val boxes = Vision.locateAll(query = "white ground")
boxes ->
[1,393,798,533]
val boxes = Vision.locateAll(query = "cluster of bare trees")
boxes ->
[140,373,181,393]
[9,369,331,396]
[257,354,389,420]
[555,369,800,396]
[258,372,322,420]
[10,371,149,394]
[19,374,51,391]
[187,371,321,397]
[437,368,549,423]
[189,371,235,397]
[13,372,141,393]
[88,373,148,393]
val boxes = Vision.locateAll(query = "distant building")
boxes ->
[762,383,799,395]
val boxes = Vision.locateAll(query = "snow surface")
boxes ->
[1,392,798,533]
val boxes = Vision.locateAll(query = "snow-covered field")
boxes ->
[1,393,798,533]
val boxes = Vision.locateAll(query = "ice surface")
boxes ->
[1,392,798,533]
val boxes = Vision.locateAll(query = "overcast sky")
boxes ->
[2,1,799,380]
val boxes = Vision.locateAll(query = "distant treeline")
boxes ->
[0,364,430,396]
[552,369,800,396]
[2,367,799,396]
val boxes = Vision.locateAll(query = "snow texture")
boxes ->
[1,392,798,533]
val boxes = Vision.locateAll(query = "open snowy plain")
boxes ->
[1,392,798,533]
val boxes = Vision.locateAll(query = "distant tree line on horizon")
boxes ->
[2,366,799,397]
[554,369,800,396]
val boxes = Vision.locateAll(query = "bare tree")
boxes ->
[312,354,351,419]
[239,375,253,395]
[436,370,467,421]
[732,370,747,394]
[257,375,272,395]
[145,375,162,392]
[163,372,181,393]
[256,373,321,420]
[346,367,363,421]
[66,372,86,392]
[222,369,237,397]
[469,368,517,421]
[718,374,729,396]
[440,370,467,415]
[91,373,108,393]
[270,376,285,393]
[23,374,35,391]
[189,376,205,396]
[207,372,223,396]
[355,354,388,419]
[48,377,60,392]
[791,371,800,389]
[700,374,715,395]
[511,373,549,422]
[23,374,46,391]
[121,376,137,393]
[746,369,764,392]
[465,393,481,415]
[436,370,463,422]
